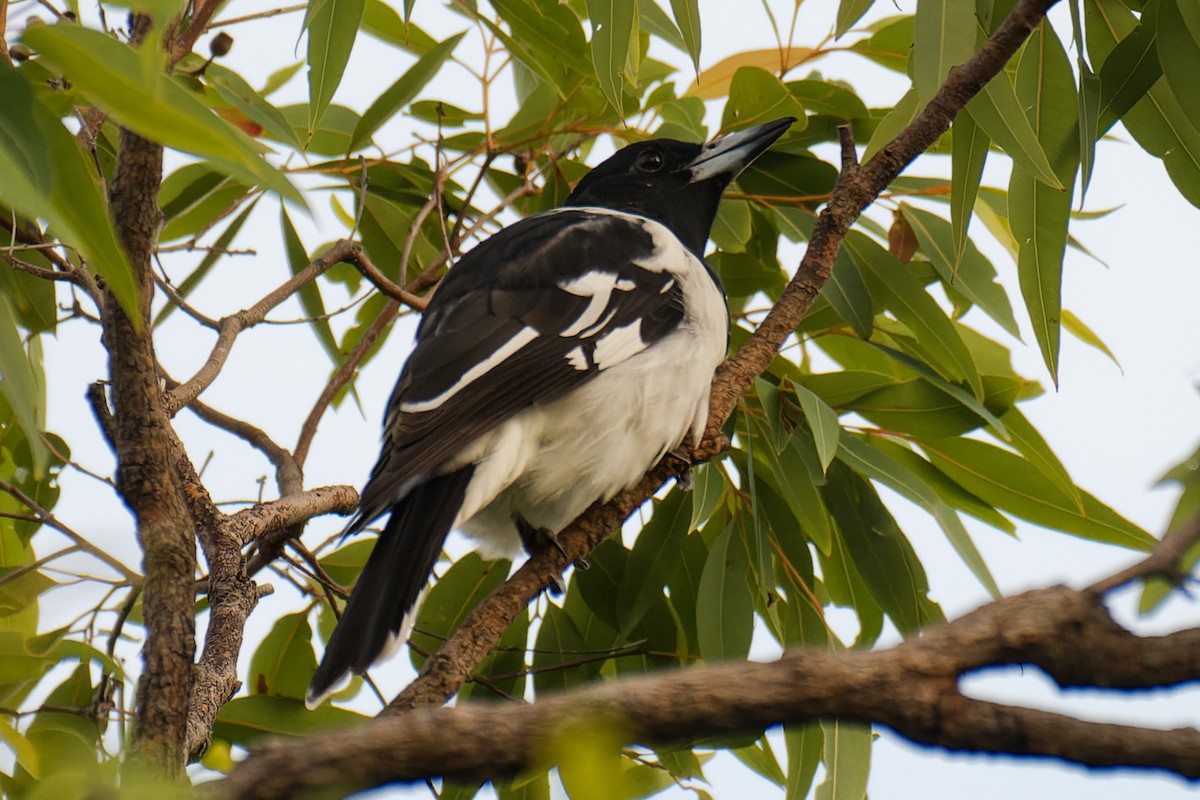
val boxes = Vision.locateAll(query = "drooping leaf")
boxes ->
[920,437,1156,550]
[585,0,637,113]
[814,721,871,800]
[695,523,753,660]
[911,0,977,106]
[668,0,702,71]
[618,490,690,635]
[836,0,877,38]
[206,64,303,149]
[721,67,806,132]
[1010,23,1078,385]
[845,231,983,398]
[837,434,1000,597]
[965,70,1064,190]
[1155,0,1200,134]
[950,108,989,265]
[820,250,874,338]
[280,209,339,363]
[349,31,466,152]
[1061,308,1122,369]
[792,383,840,474]
[305,0,367,138]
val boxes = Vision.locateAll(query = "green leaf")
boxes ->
[746,414,834,554]
[206,64,303,150]
[586,0,637,113]
[721,67,806,132]
[862,86,919,162]
[349,31,466,152]
[305,0,367,138]
[911,0,977,106]
[965,71,1064,190]
[837,434,1000,598]
[668,0,702,71]
[920,437,1156,550]
[280,209,339,363]
[665,532,708,656]
[213,695,366,746]
[362,0,439,55]
[731,737,786,787]
[845,231,983,398]
[1061,308,1122,369]
[991,407,1082,511]
[1095,19,1161,132]
[785,722,823,800]
[532,604,593,696]
[0,300,47,475]
[23,25,299,204]
[249,612,317,700]
[836,0,876,37]
[815,721,871,800]
[793,384,840,474]
[823,463,944,633]
[899,205,1020,338]
[689,462,728,533]
[820,250,874,338]
[1076,63,1101,201]
[618,490,690,635]
[950,109,989,265]
[0,63,138,324]
[850,14,914,73]
[695,523,753,660]
[1155,0,1200,133]
[410,552,511,670]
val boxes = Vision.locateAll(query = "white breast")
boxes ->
[454,220,727,557]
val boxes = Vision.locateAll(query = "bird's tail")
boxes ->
[306,465,476,707]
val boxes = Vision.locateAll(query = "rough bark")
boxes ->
[105,125,196,776]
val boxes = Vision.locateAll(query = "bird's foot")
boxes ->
[513,514,573,595]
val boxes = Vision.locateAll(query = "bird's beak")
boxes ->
[688,117,796,182]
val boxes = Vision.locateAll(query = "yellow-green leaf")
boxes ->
[23,24,300,204]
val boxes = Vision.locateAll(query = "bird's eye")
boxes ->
[636,149,665,173]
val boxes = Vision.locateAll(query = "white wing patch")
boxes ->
[399,326,539,413]
[564,345,589,372]
[557,270,636,337]
[592,321,648,369]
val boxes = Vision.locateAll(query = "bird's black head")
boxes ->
[565,117,795,255]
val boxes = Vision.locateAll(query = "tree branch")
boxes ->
[220,559,1200,799]
[381,0,1063,715]
[104,105,196,777]
[164,240,360,416]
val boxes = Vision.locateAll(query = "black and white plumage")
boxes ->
[307,117,795,706]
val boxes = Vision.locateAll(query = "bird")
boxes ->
[306,117,795,707]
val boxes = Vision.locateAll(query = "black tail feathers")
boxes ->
[306,465,475,707]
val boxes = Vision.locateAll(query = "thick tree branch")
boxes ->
[221,552,1200,798]
[381,0,1063,714]
[105,118,196,775]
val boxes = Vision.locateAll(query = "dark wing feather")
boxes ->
[351,209,691,530]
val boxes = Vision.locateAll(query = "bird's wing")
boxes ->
[351,208,707,529]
